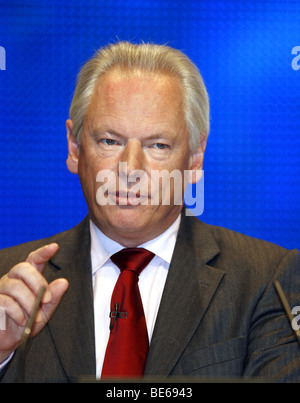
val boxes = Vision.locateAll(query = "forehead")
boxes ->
[88,68,184,113]
[82,69,188,140]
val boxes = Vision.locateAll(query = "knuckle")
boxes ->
[9,262,36,280]
[26,249,37,261]
[9,261,31,274]
[0,293,15,310]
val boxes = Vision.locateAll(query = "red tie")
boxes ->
[101,248,155,378]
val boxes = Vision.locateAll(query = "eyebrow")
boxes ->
[91,127,177,141]
[91,128,120,138]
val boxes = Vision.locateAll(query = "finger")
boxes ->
[0,273,46,320]
[0,294,27,327]
[6,262,52,304]
[26,243,59,272]
[44,278,69,315]
[32,278,69,334]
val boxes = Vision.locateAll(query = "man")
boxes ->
[0,41,299,382]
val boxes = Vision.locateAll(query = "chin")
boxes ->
[113,209,151,230]
[95,204,152,230]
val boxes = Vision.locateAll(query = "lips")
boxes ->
[112,190,149,206]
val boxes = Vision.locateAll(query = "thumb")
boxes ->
[32,278,69,335]
[43,278,69,316]
[26,243,59,272]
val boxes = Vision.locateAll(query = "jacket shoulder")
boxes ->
[207,222,288,256]
[0,218,89,276]
[183,217,300,295]
[200,219,299,278]
[185,216,294,270]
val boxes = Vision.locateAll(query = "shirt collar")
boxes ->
[90,214,181,275]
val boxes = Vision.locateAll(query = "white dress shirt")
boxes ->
[91,215,181,378]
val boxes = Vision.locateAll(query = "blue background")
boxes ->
[0,0,299,250]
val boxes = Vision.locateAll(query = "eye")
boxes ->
[152,143,169,150]
[100,138,119,146]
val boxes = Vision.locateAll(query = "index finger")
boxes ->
[26,243,59,272]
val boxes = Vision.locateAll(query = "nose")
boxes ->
[119,139,145,174]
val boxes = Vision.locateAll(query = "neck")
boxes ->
[90,210,182,248]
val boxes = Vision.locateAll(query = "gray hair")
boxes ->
[69,41,210,151]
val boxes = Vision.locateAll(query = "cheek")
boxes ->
[77,150,101,193]
[166,151,191,173]
[78,146,107,175]
[78,151,120,203]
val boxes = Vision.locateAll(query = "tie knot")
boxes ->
[111,248,155,276]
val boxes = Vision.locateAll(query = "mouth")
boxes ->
[111,190,150,206]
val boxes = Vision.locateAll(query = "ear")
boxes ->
[187,135,207,184]
[66,119,79,174]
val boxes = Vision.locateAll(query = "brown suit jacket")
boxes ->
[1,215,300,382]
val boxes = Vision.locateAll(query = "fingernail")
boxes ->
[42,289,52,304]
[35,310,44,323]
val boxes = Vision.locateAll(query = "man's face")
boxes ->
[67,69,206,246]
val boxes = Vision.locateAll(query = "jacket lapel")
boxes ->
[144,214,224,376]
[43,217,96,381]
[41,214,224,379]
